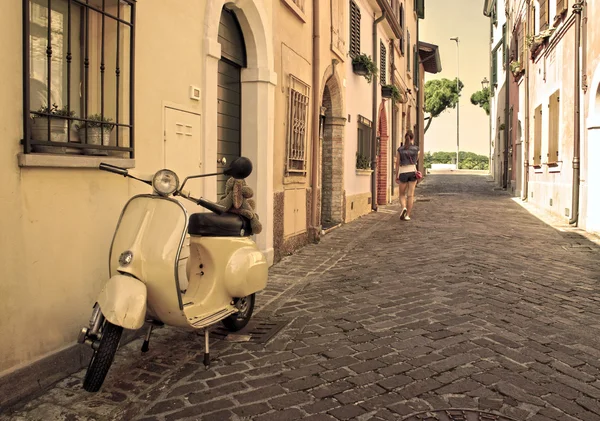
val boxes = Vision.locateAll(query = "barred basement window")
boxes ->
[286,75,310,176]
[23,0,136,158]
[349,0,361,58]
[380,41,387,85]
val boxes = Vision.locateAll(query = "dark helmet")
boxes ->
[223,156,253,179]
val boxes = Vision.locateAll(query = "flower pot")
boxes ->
[381,86,394,98]
[79,127,111,156]
[30,117,69,153]
[352,61,369,76]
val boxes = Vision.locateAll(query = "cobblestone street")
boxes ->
[4,174,600,421]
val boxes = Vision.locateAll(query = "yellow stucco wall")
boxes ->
[0,0,275,376]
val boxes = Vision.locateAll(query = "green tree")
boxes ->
[425,151,489,170]
[470,87,491,115]
[424,78,464,133]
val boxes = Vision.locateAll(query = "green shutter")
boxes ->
[492,50,497,86]
[416,0,424,19]
[414,45,419,87]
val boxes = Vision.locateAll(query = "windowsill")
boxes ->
[18,153,135,169]
[280,0,307,22]
[283,175,307,185]
[547,161,562,173]
[356,169,373,176]
[533,165,543,173]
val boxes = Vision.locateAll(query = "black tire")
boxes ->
[83,321,123,392]
[222,294,255,332]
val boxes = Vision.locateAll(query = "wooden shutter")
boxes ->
[349,0,361,57]
[414,45,419,87]
[407,31,411,71]
[556,0,568,16]
[534,105,542,166]
[416,0,424,19]
[380,41,387,85]
[518,21,525,65]
[540,0,549,30]
[492,49,498,85]
[548,91,560,162]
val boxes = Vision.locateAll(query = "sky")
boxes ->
[420,0,490,156]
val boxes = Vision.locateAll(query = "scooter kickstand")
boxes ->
[141,325,153,353]
[203,329,210,369]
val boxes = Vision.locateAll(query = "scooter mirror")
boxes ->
[223,157,253,179]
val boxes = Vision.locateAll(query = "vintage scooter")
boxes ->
[77,157,268,392]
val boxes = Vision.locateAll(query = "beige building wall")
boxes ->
[0,0,275,400]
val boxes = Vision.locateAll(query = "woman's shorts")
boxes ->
[398,172,417,183]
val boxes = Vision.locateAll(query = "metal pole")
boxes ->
[450,37,460,169]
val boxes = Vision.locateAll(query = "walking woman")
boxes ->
[395,130,420,220]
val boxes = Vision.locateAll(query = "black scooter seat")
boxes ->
[188,212,252,237]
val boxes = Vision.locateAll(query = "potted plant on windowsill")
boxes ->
[352,54,378,83]
[77,114,115,156]
[509,60,524,79]
[356,153,372,174]
[30,103,77,154]
[381,84,403,102]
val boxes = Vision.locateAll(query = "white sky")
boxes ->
[420,0,491,156]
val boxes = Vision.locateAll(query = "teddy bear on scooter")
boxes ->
[217,177,263,234]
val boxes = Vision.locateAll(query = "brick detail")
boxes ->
[377,101,389,205]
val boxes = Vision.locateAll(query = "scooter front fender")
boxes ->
[97,274,147,330]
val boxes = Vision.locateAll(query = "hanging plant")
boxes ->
[381,84,404,103]
[352,54,378,83]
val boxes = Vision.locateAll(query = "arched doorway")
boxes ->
[320,74,345,228]
[586,70,600,232]
[217,8,246,197]
[377,101,389,205]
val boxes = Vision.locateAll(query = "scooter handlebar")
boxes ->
[197,198,227,215]
[99,163,129,176]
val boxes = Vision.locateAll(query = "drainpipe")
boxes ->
[390,39,396,198]
[570,1,583,225]
[416,14,421,166]
[522,0,531,200]
[503,10,510,190]
[310,0,321,236]
[371,11,386,211]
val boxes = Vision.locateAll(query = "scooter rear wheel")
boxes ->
[83,321,123,392]
[222,293,255,332]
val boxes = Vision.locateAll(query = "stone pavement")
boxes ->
[3,174,600,421]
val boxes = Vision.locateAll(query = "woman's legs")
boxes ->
[406,180,417,217]
[398,181,408,211]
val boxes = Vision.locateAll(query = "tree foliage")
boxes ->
[423,151,489,170]
[470,87,491,115]
[423,78,464,133]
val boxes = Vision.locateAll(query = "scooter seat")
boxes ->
[188,212,252,237]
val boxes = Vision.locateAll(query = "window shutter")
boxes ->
[349,0,361,57]
[548,91,560,162]
[556,0,567,16]
[416,0,425,19]
[540,0,549,30]
[407,30,411,71]
[380,41,387,85]
[414,44,419,87]
[518,21,524,65]
[492,50,498,85]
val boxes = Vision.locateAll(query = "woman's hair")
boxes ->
[403,130,414,150]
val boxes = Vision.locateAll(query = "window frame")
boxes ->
[22,0,136,159]
[349,0,361,58]
[285,75,310,177]
[357,114,372,166]
[548,90,560,165]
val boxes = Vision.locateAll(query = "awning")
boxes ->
[418,41,442,74]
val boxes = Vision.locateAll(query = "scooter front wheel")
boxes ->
[222,293,255,332]
[83,321,123,392]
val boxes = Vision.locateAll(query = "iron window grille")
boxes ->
[285,75,310,176]
[380,41,387,85]
[23,0,136,158]
[357,114,372,163]
[349,0,361,58]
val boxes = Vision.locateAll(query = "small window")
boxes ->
[540,0,549,30]
[534,105,543,166]
[349,0,361,57]
[286,75,310,176]
[380,41,387,85]
[357,115,372,168]
[548,90,560,163]
[24,0,136,158]
[407,30,411,72]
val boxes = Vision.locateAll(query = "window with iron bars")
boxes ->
[286,75,310,176]
[23,0,136,158]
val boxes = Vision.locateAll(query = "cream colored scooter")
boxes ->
[77,157,268,392]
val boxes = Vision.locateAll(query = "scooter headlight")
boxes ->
[152,169,179,196]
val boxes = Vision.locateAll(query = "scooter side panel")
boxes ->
[98,274,147,330]
[110,195,189,327]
